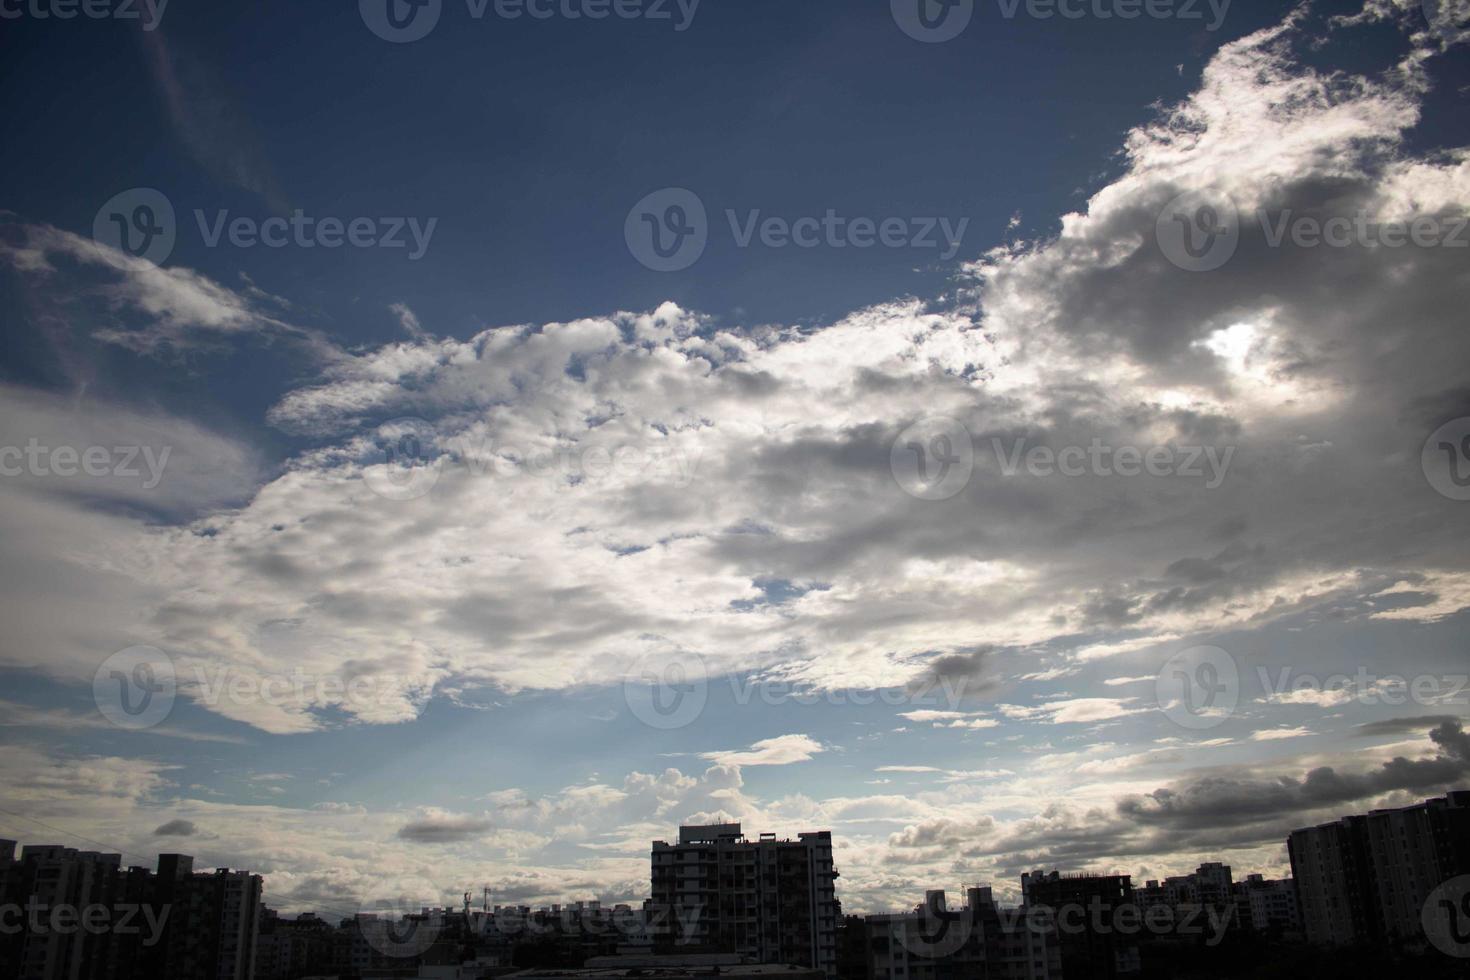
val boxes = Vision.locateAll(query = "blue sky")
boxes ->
[2,0,1470,917]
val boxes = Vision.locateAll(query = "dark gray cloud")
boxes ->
[905,648,1000,702]
[152,819,198,837]
[396,814,494,844]
[1120,721,1470,832]
[1353,715,1468,737]
[885,721,1470,878]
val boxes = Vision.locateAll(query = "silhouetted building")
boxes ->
[834,914,869,980]
[0,843,261,980]
[1021,871,1140,978]
[1288,790,1470,947]
[864,885,1060,980]
[651,823,840,976]
[0,843,130,980]
[143,854,262,980]
[1136,861,1238,942]
[255,909,337,980]
[1231,874,1300,935]
[509,957,825,980]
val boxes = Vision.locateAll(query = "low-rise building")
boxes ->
[865,886,1060,980]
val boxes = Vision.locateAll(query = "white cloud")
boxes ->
[1251,727,1315,741]
[1001,698,1146,724]
[701,735,826,768]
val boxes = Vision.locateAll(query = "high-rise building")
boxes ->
[1021,871,1141,978]
[0,844,262,980]
[0,844,127,980]
[1288,790,1470,946]
[650,823,839,976]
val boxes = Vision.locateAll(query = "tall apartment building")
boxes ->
[866,886,1061,980]
[149,856,262,980]
[1021,871,1141,978]
[1137,861,1238,937]
[0,843,129,980]
[0,843,262,980]
[1231,874,1300,934]
[650,823,839,976]
[1288,790,1470,947]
